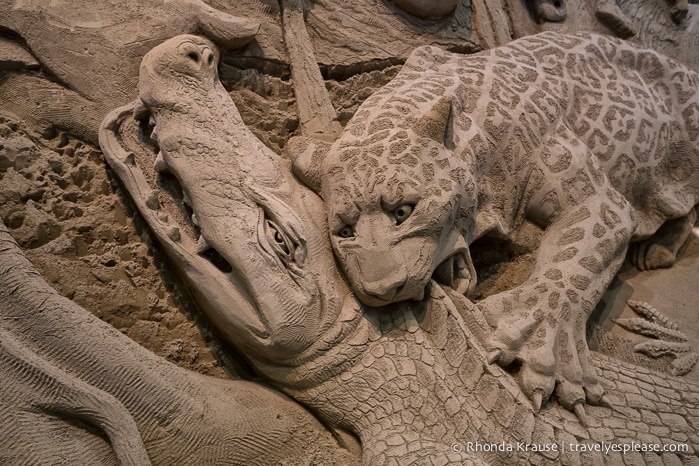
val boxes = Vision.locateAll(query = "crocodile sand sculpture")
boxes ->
[293,31,699,415]
[99,34,699,465]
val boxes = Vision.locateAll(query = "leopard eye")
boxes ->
[394,204,414,225]
[337,225,355,239]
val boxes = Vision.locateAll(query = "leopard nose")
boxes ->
[362,274,407,301]
[352,250,408,301]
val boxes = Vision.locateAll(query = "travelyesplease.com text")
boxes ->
[451,441,690,455]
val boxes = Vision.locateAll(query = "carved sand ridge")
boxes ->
[619,300,698,377]
[0,222,355,465]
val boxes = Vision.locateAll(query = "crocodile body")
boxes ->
[256,283,699,465]
[294,31,699,412]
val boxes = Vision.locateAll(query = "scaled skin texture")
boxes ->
[294,31,699,412]
[0,222,357,466]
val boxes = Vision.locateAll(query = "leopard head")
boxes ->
[292,96,478,307]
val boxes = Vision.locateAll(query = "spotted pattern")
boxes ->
[132,34,699,465]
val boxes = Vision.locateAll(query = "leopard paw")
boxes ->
[479,291,607,423]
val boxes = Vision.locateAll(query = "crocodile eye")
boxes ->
[265,220,291,256]
[337,225,355,239]
[394,204,414,225]
[273,229,290,254]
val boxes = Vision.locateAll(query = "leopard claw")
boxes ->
[531,393,543,412]
[599,395,614,410]
[573,403,587,427]
[487,349,502,365]
[520,357,556,408]
[555,380,585,411]
[583,382,604,405]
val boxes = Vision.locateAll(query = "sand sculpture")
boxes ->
[0,0,260,143]
[589,0,687,39]
[0,221,354,465]
[94,34,699,464]
[293,31,699,415]
[2,1,699,465]
[389,0,460,18]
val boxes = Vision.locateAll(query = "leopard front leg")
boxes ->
[478,128,636,419]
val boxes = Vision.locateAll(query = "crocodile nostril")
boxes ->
[187,51,199,63]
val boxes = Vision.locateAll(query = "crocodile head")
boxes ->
[103,35,349,362]
[138,34,221,112]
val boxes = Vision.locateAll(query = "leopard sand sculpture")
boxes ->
[101,34,699,465]
[292,31,699,413]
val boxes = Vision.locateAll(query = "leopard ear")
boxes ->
[412,96,453,148]
[286,135,332,195]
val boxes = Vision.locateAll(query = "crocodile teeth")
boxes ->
[531,393,543,412]
[154,151,170,174]
[196,235,210,254]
